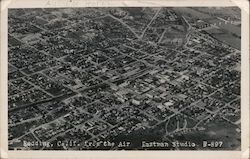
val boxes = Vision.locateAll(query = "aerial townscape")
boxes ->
[8,7,241,150]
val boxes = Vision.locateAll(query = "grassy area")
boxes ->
[206,28,241,50]
[213,33,240,50]
[172,7,211,19]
